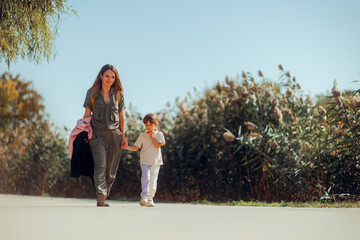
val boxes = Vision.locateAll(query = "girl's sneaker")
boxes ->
[147,199,155,207]
[140,195,148,206]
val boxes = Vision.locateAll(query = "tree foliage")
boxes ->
[0,73,70,195]
[0,73,45,134]
[0,0,76,64]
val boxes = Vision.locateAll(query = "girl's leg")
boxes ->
[140,164,151,197]
[149,165,160,199]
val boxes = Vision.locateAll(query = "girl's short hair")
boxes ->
[143,113,158,125]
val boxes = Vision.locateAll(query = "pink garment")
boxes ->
[68,116,93,158]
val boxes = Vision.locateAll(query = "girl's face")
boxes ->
[100,69,115,89]
[144,121,157,132]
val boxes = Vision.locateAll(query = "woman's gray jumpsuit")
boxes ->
[84,89,125,197]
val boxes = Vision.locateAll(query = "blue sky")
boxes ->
[4,0,360,129]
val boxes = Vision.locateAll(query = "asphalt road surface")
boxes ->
[0,194,359,240]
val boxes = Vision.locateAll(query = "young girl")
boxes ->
[123,113,165,207]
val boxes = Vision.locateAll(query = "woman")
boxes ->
[83,64,128,207]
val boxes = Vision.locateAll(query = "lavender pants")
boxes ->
[140,164,160,199]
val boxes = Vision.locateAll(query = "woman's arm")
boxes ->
[119,110,128,148]
[84,107,92,118]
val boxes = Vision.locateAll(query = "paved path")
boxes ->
[0,194,359,240]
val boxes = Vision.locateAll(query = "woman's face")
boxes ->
[100,69,115,89]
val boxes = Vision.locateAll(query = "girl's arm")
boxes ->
[119,110,128,148]
[147,132,165,149]
[124,145,140,151]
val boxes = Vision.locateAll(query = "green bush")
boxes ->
[154,66,360,202]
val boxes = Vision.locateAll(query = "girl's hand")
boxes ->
[146,130,154,135]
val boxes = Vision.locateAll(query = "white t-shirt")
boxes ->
[134,131,165,165]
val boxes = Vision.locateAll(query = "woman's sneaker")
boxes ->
[147,199,155,207]
[140,195,148,206]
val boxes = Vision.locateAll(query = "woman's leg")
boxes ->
[89,134,107,198]
[105,129,122,196]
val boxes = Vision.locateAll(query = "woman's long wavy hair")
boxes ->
[90,64,124,98]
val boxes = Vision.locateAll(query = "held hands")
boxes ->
[121,137,128,149]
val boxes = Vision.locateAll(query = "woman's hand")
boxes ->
[121,137,128,148]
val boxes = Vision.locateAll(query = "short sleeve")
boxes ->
[134,134,143,148]
[83,89,92,111]
[156,132,165,144]
[118,91,125,112]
